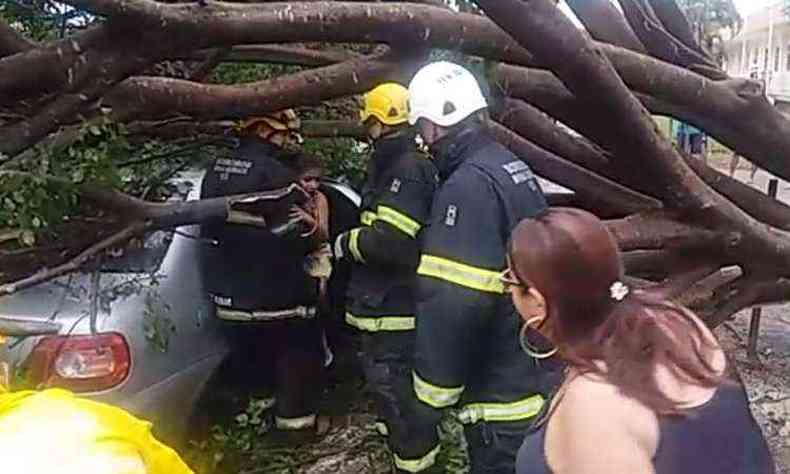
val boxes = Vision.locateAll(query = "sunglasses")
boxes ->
[499,268,524,291]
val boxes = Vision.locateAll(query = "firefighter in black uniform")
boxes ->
[407,62,563,472]
[200,111,325,433]
[333,83,441,473]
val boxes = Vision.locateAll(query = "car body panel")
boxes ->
[0,171,360,443]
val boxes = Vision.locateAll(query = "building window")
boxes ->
[775,47,781,72]
[786,44,790,71]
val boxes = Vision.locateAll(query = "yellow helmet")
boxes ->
[360,83,410,126]
[237,109,301,133]
[235,109,302,144]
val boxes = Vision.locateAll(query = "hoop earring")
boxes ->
[519,317,558,360]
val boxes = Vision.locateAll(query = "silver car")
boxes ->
[0,172,360,443]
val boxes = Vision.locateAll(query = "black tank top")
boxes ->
[516,383,774,474]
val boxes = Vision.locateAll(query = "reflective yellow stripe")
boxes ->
[393,444,441,473]
[348,228,365,263]
[417,255,505,294]
[361,210,378,226]
[374,421,389,436]
[346,313,415,332]
[457,394,544,424]
[413,371,464,409]
[275,414,316,430]
[377,205,421,238]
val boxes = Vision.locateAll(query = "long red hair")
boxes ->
[508,208,721,414]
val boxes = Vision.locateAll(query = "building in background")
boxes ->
[724,1,790,113]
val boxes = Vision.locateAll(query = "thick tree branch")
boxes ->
[494,98,612,178]
[646,0,710,58]
[489,122,660,216]
[477,0,720,211]
[0,26,108,103]
[0,221,152,295]
[108,49,414,120]
[126,119,368,142]
[63,1,535,66]
[496,67,790,233]
[0,45,152,157]
[606,211,725,252]
[181,45,360,67]
[617,0,721,75]
[0,19,34,57]
[564,0,647,53]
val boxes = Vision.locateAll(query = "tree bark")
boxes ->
[64,1,535,66]
[107,49,415,120]
[182,45,359,66]
[489,122,660,216]
[617,0,720,75]
[0,19,34,57]
[646,0,710,58]
[564,0,647,53]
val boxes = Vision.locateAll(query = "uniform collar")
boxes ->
[372,129,416,163]
[235,137,281,158]
[430,125,485,180]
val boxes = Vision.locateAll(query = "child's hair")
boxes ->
[275,148,324,176]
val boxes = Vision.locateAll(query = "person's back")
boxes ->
[335,82,440,473]
[200,137,316,311]
[654,383,773,473]
[504,208,773,474]
[517,375,774,474]
[408,61,563,473]
[199,114,326,434]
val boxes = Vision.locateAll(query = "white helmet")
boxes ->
[408,61,488,127]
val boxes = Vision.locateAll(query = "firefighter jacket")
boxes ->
[337,131,438,332]
[413,125,562,425]
[200,138,318,312]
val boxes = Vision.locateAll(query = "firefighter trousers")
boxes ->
[224,318,324,430]
[359,332,440,473]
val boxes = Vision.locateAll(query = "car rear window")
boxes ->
[100,230,174,273]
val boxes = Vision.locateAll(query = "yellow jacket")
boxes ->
[0,388,193,474]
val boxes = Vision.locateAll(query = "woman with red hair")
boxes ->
[505,208,773,474]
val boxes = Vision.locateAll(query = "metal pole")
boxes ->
[747,307,762,359]
[747,178,779,359]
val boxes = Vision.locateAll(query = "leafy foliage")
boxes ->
[0,0,92,41]
[0,120,216,248]
[210,62,301,85]
[675,0,742,57]
[303,137,367,188]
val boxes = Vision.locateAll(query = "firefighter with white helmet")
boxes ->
[408,62,563,472]
[334,83,440,472]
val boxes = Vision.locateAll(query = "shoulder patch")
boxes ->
[445,205,458,227]
[503,160,534,184]
[502,160,529,174]
[390,178,402,193]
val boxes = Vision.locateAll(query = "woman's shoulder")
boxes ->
[546,373,661,471]
[559,372,656,422]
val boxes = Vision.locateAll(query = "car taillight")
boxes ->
[25,332,130,392]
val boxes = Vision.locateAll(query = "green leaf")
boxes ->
[71,168,85,183]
